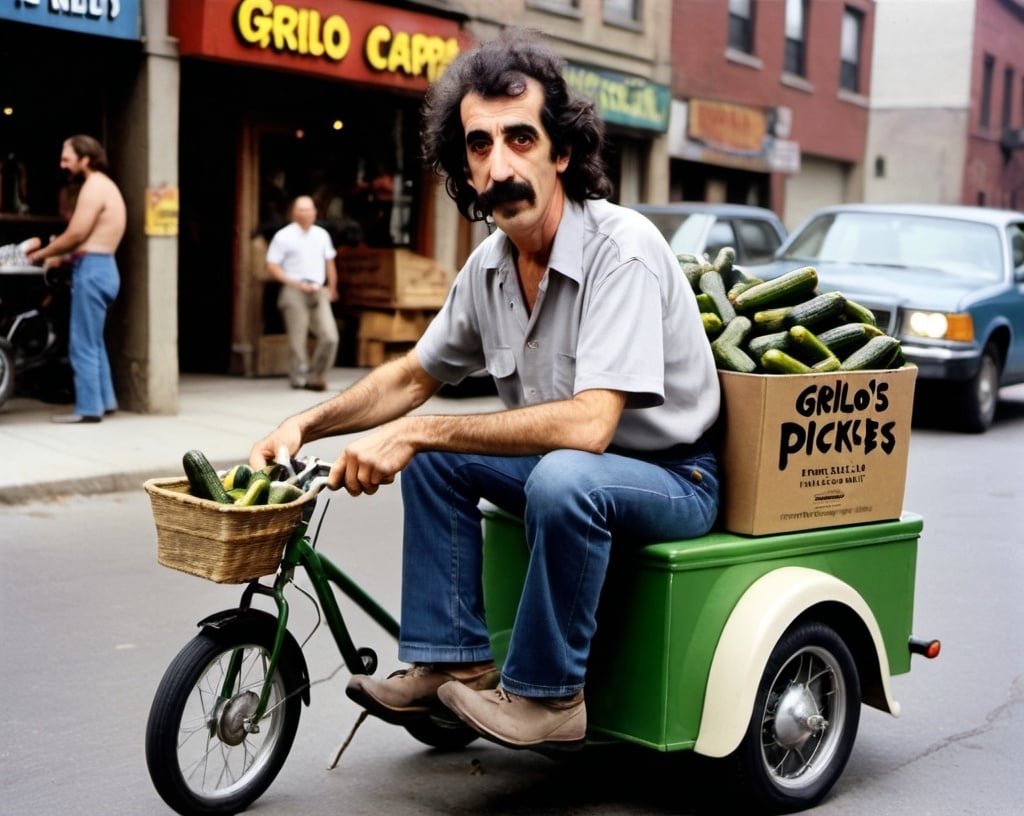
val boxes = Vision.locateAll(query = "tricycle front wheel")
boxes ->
[145,620,303,815]
[732,620,860,812]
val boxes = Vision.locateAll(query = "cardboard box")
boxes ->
[336,248,454,308]
[717,366,917,535]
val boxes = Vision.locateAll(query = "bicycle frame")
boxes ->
[216,498,400,728]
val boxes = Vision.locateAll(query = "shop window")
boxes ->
[784,0,807,77]
[728,0,755,55]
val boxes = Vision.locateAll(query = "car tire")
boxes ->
[957,343,1000,433]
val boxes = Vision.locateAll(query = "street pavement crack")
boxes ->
[895,674,1023,770]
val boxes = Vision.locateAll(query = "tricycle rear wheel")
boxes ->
[731,620,860,812]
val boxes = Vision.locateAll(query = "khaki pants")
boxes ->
[277,285,339,386]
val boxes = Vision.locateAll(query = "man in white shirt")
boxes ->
[265,196,339,391]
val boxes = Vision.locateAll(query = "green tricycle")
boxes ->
[143,457,939,816]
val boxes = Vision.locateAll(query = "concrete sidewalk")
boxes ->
[1,369,500,504]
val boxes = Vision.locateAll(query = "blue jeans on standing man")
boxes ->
[69,253,119,417]
[397,445,719,698]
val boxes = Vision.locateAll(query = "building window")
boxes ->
[839,7,863,93]
[527,0,580,15]
[1002,66,1015,131]
[605,0,640,25]
[980,54,994,130]
[728,0,755,55]
[784,0,807,76]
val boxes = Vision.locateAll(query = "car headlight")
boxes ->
[904,311,974,342]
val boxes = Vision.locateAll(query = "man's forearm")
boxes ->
[399,389,626,457]
[295,354,438,442]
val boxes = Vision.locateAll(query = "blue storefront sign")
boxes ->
[1,0,140,41]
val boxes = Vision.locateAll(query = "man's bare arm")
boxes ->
[333,387,627,495]
[28,177,104,261]
[249,350,442,467]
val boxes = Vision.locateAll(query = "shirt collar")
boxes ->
[479,199,586,284]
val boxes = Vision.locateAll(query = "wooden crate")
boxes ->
[356,308,435,342]
[357,339,416,367]
[337,248,454,308]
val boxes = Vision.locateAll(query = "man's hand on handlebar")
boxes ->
[249,419,304,470]
[328,422,412,496]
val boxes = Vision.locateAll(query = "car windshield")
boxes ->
[781,212,1004,282]
[641,212,713,256]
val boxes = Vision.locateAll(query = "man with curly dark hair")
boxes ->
[250,28,720,752]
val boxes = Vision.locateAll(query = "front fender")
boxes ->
[198,607,312,706]
[693,566,897,758]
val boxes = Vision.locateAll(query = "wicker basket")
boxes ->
[144,477,317,584]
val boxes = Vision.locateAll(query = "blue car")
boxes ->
[745,203,1024,433]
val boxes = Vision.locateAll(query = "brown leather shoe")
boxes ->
[346,663,499,725]
[436,683,586,751]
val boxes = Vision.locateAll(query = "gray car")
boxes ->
[746,203,1024,433]
[629,202,787,265]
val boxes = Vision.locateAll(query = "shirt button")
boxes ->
[527,340,539,349]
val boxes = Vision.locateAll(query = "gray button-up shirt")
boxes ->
[416,198,720,449]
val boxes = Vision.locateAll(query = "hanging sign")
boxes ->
[145,185,180,237]
[564,63,670,133]
[0,0,141,41]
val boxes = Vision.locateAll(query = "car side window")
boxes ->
[1009,223,1024,271]
[737,220,783,263]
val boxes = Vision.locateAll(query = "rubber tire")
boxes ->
[145,620,303,815]
[729,621,860,813]
[0,342,14,408]
[957,343,1000,433]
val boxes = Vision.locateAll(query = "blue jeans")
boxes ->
[398,445,719,698]
[69,254,119,416]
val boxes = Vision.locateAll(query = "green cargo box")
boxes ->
[481,505,922,752]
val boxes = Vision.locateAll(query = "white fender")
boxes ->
[693,566,899,758]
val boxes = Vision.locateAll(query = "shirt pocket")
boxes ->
[486,347,517,380]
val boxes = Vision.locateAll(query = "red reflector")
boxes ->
[908,637,941,658]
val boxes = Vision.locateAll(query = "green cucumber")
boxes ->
[752,306,793,332]
[843,298,877,326]
[840,335,903,371]
[699,270,737,323]
[816,322,885,357]
[746,330,791,358]
[733,265,818,311]
[234,471,271,506]
[182,449,233,503]
[788,325,837,364]
[222,463,253,490]
[702,312,724,337]
[760,349,813,374]
[695,292,718,314]
[711,246,736,283]
[711,315,756,372]
[783,291,846,329]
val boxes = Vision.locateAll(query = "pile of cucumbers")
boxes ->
[181,449,313,506]
[686,247,905,374]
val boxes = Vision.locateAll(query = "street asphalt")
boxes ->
[1,368,501,505]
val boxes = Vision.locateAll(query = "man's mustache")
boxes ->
[475,180,535,215]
